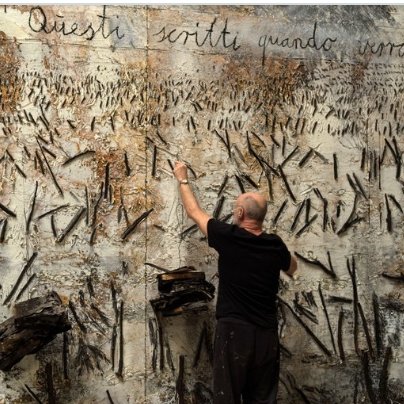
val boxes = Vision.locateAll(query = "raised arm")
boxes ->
[173,161,211,236]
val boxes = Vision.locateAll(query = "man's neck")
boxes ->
[239,221,263,236]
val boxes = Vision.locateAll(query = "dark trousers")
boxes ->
[213,318,280,404]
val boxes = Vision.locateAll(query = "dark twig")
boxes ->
[25,384,43,404]
[106,390,115,404]
[358,302,375,360]
[176,355,186,404]
[121,208,153,240]
[37,139,63,196]
[337,309,345,362]
[0,202,16,218]
[379,346,392,401]
[290,200,306,232]
[295,252,335,278]
[62,150,95,166]
[116,301,124,379]
[63,332,69,380]
[278,297,332,357]
[57,207,86,243]
[124,152,131,176]
[0,218,7,242]
[333,153,338,180]
[272,199,288,226]
[3,252,38,305]
[372,293,383,357]
[45,362,56,404]
[104,163,110,200]
[361,350,377,404]
[278,165,296,202]
[318,284,337,354]
[295,214,318,237]
[15,273,36,302]
[111,325,117,370]
[26,181,38,234]
[68,301,87,333]
[347,257,360,356]
[36,204,69,220]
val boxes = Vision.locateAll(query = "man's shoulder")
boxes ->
[261,231,287,244]
[208,217,234,233]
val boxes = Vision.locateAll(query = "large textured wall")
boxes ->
[0,5,403,403]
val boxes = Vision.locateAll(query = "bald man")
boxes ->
[173,161,297,404]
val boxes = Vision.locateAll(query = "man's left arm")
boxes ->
[173,161,211,237]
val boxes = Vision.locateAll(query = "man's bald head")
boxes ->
[236,193,268,223]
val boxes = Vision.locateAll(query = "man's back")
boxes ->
[207,218,291,329]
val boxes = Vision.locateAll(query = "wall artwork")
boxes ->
[0,5,403,403]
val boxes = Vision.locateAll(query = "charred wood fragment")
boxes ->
[176,355,186,404]
[62,150,95,166]
[281,146,299,168]
[106,390,115,404]
[298,148,314,167]
[318,284,337,354]
[358,302,375,361]
[278,297,332,357]
[57,207,86,243]
[0,292,71,371]
[290,200,305,232]
[337,309,345,362]
[121,208,154,240]
[328,295,352,304]
[115,301,124,379]
[63,332,69,380]
[15,273,36,302]
[337,195,362,236]
[45,362,56,404]
[385,194,392,232]
[347,257,360,356]
[24,384,43,404]
[212,196,225,219]
[0,218,7,243]
[165,340,175,372]
[295,252,335,279]
[124,152,131,176]
[36,204,69,220]
[37,140,63,196]
[68,301,87,334]
[235,175,245,194]
[379,346,392,401]
[273,199,288,226]
[0,202,16,218]
[26,181,38,234]
[104,163,110,199]
[372,293,383,357]
[361,350,378,404]
[50,215,57,238]
[278,165,296,203]
[150,269,215,316]
[3,252,38,305]
[111,325,117,371]
[218,174,229,196]
[90,303,111,327]
[333,153,338,180]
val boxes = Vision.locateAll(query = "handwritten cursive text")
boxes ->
[28,6,124,41]
[258,22,336,66]
[153,18,240,51]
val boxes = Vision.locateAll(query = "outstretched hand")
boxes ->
[173,161,188,182]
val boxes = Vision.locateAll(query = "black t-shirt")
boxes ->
[207,218,291,329]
